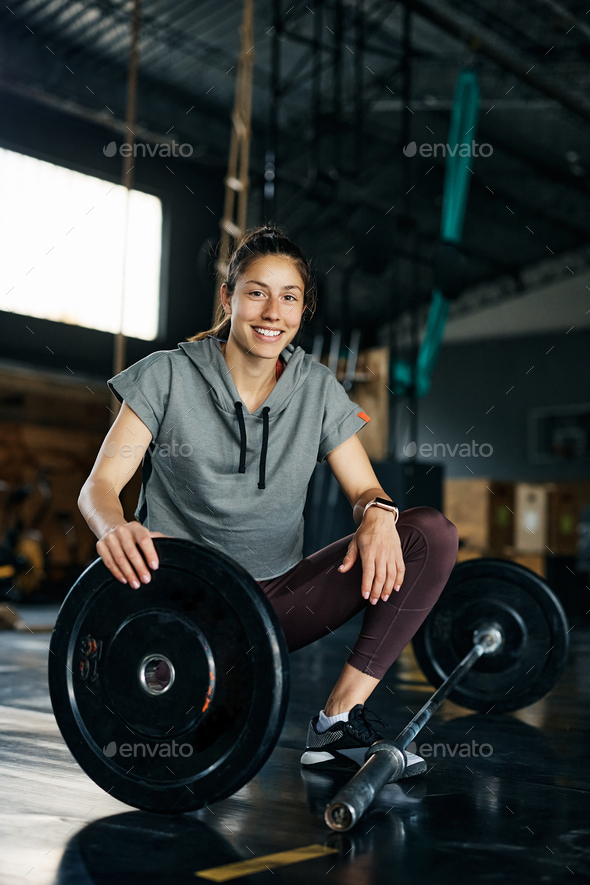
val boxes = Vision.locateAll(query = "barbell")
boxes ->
[324,558,570,830]
[48,540,569,823]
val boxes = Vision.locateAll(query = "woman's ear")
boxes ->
[220,282,231,315]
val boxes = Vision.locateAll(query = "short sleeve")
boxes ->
[107,351,173,441]
[317,371,371,462]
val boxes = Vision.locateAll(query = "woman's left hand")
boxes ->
[337,509,405,604]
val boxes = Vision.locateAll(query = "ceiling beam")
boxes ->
[396,0,590,126]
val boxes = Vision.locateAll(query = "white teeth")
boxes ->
[254,328,282,337]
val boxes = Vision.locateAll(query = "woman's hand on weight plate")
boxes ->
[96,521,173,588]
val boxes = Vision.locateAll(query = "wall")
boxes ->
[0,90,224,379]
[393,329,590,481]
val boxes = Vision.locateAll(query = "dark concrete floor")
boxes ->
[1,604,589,884]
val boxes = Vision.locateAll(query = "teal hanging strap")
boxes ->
[441,68,480,244]
[392,68,480,397]
[414,288,449,397]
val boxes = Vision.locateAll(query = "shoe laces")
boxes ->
[348,706,388,743]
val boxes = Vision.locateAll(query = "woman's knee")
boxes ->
[403,506,459,554]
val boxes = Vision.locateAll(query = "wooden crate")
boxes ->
[0,361,110,430]
[0,364,146,580]
[348,347,389,462]
[507,551,546,578]
[546,483,581,556]
[321,346,390,462]
[456,546,487,564]
[0,421,109,568]
[444,479,514,550]
[456,545,546,578]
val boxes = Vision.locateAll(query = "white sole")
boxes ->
[300,747,427,779]
[300,750,334,765]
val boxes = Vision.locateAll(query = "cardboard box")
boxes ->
[444,479,514,550]
[514,483,548,553]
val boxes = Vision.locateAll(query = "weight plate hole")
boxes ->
[138,654,175,696]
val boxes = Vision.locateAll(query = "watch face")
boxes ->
[375,497,397,509]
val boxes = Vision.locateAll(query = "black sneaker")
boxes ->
[300,704,427,781]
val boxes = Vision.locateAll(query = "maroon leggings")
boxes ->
[257,507,459,681]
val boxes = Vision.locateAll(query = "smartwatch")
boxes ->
[363,497,400,524]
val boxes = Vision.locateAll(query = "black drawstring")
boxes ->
[233,403,271,489]
[234,402,247,473]
[258,407,270,490]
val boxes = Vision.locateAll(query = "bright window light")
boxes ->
[0,146,162,341]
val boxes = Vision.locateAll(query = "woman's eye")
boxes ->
[249,290,297,301]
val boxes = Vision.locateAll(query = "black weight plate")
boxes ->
[48,538,290,813]
[412,558,569,713]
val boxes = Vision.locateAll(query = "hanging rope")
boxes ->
[110,0,142,424]
[212,0,255,321]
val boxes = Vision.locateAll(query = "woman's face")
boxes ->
[221,255,305,359]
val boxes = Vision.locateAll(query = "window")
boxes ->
[0,146,162,340]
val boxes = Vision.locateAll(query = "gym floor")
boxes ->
[1,605,589,884]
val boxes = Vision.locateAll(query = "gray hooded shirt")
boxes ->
[107,335,370,581]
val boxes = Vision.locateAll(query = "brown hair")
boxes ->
[187,224,317,343]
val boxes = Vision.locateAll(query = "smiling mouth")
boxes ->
[252,327,284,339]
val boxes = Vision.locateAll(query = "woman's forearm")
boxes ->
[78,479,128,541]
[352,487,394,526]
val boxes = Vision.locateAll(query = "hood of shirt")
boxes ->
[177,335,314,490]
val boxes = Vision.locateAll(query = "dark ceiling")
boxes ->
[2,0,590,339]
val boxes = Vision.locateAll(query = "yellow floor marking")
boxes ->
[195,843,338,881]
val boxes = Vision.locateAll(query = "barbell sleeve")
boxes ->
[324,740,407,831]
[324,638,492,832]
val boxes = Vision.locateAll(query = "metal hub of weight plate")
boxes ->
[48,538,290,813]
[412,558,569,713]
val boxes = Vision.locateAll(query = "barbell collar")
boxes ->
[473,625,504,655]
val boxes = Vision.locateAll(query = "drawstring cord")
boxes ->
[233,403,270,489]
[234,402,247,473]
[258,407,270,490]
